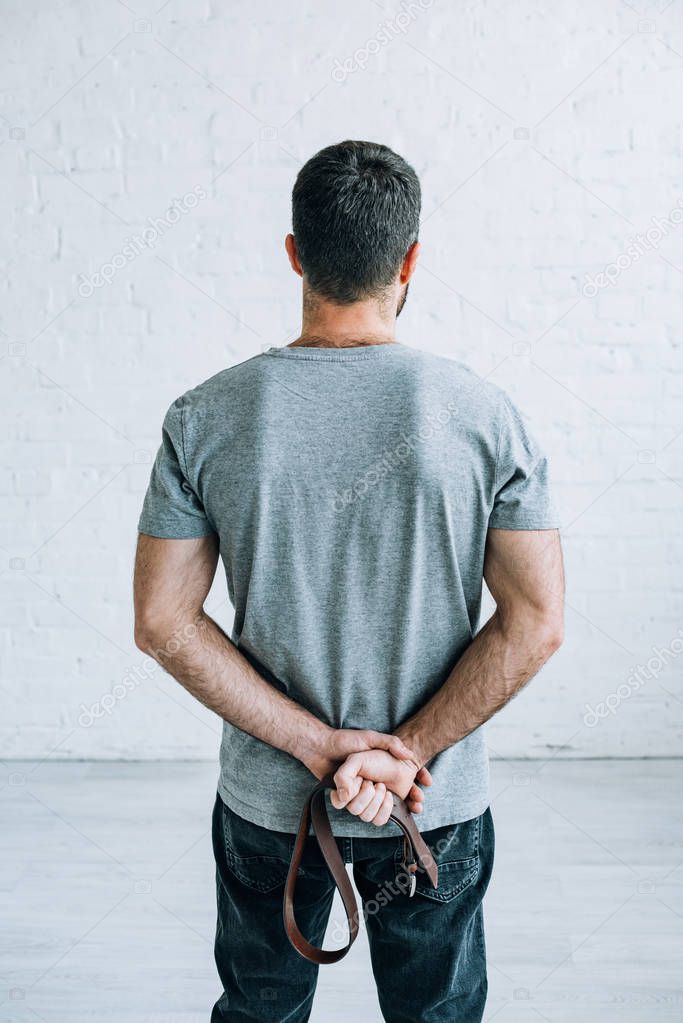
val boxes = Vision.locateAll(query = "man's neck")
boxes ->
[290,291,396,349]
[290,332,395,349]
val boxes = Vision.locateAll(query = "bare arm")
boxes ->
[329,528,564,815]
[393,528,565,765]
[133,533,421,798]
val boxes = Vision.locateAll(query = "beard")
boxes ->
[396,282,409,318]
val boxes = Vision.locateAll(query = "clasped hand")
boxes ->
[330,748,433,826]
[306,729,432,828]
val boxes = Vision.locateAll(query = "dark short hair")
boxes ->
[291,140,421,304]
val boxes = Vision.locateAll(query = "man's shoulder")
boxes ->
[403,345,507,416]
[170,345,510,424]
[174,352,269,414]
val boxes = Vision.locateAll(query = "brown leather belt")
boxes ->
[283,775,439,964]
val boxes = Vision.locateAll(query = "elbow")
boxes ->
[134,611,171,658]
[134,619,159,657]
[538,614,564,658]
[134,606,201,658]
[501,606,563,660]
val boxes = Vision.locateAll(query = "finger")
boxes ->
[407,798,423,814]
[330,774,362,809]
[371,790,394,827]
[330,787,344,810]
[331,772,362,809]
[332,756,364,807]
[360,783,386,823]
[387,735,418,761]
[366,732,415,761]
[416,766,433,786]
[345,779,376,817]
[407,783,425,805]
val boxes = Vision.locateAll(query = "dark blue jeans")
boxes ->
[211,793,494,1023]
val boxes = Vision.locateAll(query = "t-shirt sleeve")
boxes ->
[489,395,559,530]
[137,398,215,539]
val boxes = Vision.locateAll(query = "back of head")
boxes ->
[292,140,421,305]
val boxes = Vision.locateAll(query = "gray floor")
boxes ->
[1,759,681,1022]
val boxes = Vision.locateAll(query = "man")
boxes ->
[134,140,564,1022]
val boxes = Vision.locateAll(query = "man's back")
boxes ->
[139,341,555,835]
[135,141,564,1021]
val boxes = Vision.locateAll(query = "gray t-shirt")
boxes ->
[138,342,557,836]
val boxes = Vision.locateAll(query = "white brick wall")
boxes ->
[2,0,682,760]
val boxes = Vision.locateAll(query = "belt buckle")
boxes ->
[400,837,418,898]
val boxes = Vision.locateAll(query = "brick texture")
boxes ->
[1,1,682,759]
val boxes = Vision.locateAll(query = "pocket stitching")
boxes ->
[415,855,479,902]
[393,816,481,903]
[224,846,291,892]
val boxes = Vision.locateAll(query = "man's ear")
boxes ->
[399,241,420,285]
[285,233,303,277]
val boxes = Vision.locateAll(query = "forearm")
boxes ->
[137,609,332,768]
[395,609,562,766]
[133,534,421,815]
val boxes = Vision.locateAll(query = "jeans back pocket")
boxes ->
[398,813,482,903]
[221,800,293,893]
[414,855,479,902]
